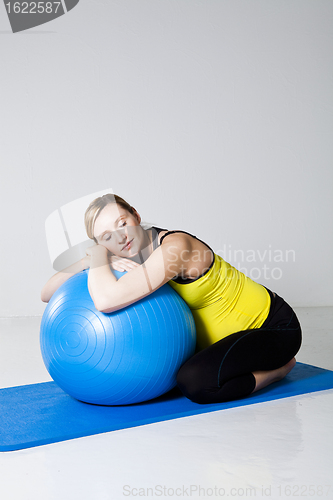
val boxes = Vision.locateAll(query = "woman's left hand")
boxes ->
[85,244,109,258]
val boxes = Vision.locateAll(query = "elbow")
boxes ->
[96,301,115,314]
[98,306,118,314]
[96,296,119,314]
[41,289,49,303]
[41,285,52,303]
[94,297,107,313]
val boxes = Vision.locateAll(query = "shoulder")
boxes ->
[153,227,214,263]
[157,229,195,249]
[155,231,197,262]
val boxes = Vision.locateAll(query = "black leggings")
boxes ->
[176,288,302,404]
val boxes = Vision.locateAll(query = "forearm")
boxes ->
[41,258,86,303]
[88,250,118,311]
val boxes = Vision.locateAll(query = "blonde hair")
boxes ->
[84,193,136,244]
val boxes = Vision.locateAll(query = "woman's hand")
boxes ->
[85,244,108,258]
[81,255,91,270]
[84,244,140,272]
[108,255,141,273]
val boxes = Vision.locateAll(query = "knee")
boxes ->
[176,362,209,404]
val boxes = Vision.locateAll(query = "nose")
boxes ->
[116,227,129,246]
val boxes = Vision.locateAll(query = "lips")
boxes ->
[122,239,134,251]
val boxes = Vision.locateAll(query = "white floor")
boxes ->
[0,307,332,500]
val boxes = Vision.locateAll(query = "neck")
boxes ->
[143,228,153,253]
[129,228,153,264]
[141,228,154,258]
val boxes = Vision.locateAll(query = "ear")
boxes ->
[131,207,141,224]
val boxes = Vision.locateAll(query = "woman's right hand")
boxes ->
[108,255,140,272]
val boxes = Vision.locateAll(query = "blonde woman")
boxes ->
[41,194,301,404]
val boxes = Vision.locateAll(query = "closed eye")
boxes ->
[104,221,127,241]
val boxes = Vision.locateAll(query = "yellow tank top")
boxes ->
[165,244,271,351]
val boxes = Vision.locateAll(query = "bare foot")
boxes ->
[251,357,296,394]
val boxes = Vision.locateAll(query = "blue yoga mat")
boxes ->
[1,362,333,452]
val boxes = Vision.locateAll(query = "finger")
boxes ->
[122,258,140,266]
[127,261,140,267]
[112,265,127,273]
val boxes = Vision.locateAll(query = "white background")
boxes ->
[0,0,332,316]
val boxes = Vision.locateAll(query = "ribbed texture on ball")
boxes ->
[40,270,196,405]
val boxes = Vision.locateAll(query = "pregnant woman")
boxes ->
[41,193,302,404]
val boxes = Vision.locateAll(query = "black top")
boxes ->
[151,226,215,284]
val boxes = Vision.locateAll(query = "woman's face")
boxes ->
[93,203,147,257]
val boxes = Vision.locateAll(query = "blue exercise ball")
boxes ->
[40,269,196,405]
